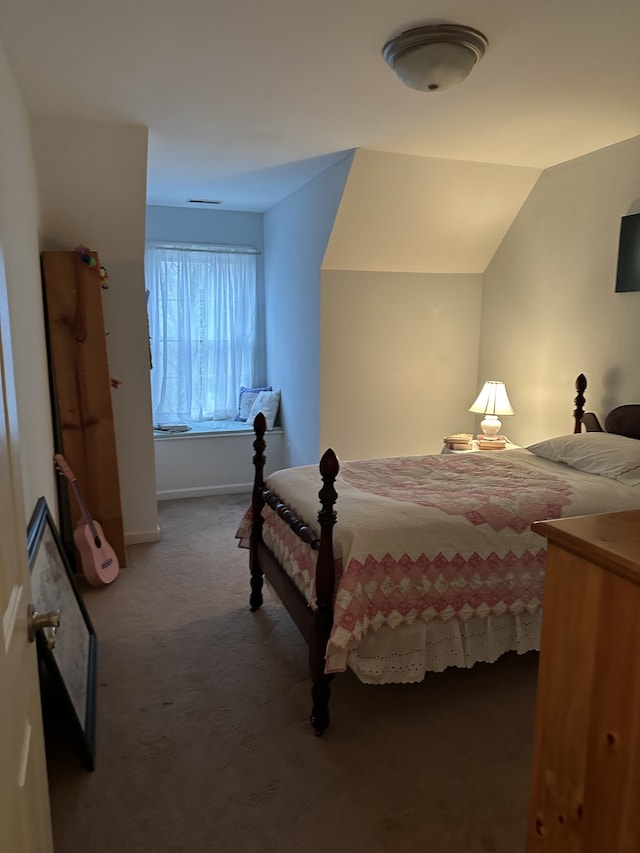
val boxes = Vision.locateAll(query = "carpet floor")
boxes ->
[45,493,538,853]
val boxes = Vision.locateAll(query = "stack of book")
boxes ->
[443,433,474,451]
[477,435,506,450]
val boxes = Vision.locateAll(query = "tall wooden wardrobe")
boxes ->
[41,250,126,570]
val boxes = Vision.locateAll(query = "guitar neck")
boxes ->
[70,479,100,542]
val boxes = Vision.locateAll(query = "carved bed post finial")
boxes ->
[574,373,587,434]
[310,448,339,735]
[249,412,267,611]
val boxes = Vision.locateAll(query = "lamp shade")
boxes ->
[469,381,515,416]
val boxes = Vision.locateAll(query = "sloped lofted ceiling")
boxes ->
[324,149,540,273]
[1,0,639,216]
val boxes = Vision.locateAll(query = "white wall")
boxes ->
[317,149,537,460]
[0,42,56,521]
[263,148,537,465]
[154,430,285,500]
[264,154,354,467]
[320,271,482,459]
[29,116,159,543]
[480,134,640,447]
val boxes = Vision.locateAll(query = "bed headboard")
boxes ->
[582,405,640,439]
[576,373,640,439]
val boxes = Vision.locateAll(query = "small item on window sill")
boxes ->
[444,433,473,450]
[155,424,192,433]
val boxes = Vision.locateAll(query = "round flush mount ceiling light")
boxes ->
[382,23,488,92]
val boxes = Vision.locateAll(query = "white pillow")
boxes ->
[235,385,272,421]
[527,432,640,485]
[246,390,281,431]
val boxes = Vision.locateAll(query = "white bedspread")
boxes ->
[252,448,640,677]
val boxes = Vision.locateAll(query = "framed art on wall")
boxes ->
[27,496,98,770]
[615,212,640,292]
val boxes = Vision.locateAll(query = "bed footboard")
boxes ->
[248,412,340,734]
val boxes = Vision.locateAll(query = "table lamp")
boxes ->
[469,380,515,439]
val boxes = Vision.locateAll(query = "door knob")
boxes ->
[27,603,61,648]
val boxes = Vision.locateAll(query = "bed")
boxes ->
[236,373,640,734]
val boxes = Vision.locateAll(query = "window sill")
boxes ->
[153,420,282,439]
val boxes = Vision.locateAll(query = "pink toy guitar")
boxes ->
[54,453,119,586]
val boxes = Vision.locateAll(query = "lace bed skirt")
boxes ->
[342,610,541,685]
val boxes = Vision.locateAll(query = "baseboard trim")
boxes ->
[125,525,162,545]
[156,483,253,501]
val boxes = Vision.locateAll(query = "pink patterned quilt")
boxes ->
[236,448,640,673]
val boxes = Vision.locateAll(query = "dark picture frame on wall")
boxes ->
[27,496,97,771]
[615,211,640,292]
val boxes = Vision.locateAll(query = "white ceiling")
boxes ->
[2,0,640,213]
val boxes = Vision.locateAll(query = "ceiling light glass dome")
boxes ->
[383,23,488,92]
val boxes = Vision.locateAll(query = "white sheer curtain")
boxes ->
[145,242,257,422]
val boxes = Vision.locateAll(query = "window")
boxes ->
[145,242,257,422]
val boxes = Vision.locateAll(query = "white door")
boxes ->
[0,255,54,851]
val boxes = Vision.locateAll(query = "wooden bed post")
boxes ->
[573,373,587,433]
[309,448,339,736]
[249,412,267,612]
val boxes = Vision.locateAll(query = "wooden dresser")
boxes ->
[526,509,640,852]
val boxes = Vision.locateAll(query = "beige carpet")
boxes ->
[44,493,538,853]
